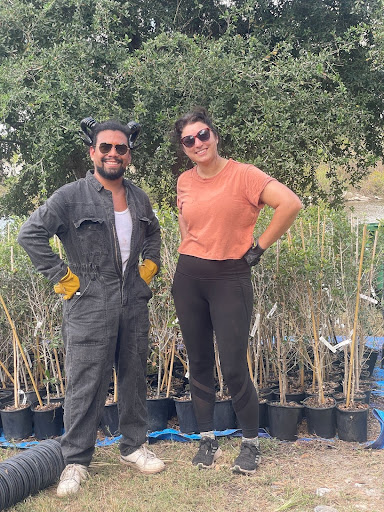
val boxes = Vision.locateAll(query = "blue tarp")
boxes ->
[0,428,270,449]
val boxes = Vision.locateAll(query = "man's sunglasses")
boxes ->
[181,128,211,148]
[96,143,129,155]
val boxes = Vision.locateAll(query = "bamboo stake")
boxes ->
[10,246,14,272]
[0,294,43,407]
[346,225,367,407]
[253,330,260,388]
[160,347,171,392]
[53,347,65,396]
[13,333,19,407]
[54,235,63,259]
[0,360,14,384]
[368,229,379,293]
[113,368,118,402]
[35,335,44,387]
[214,339,224,398]
[275,317,287,405]
[175,352,188,372]
[246,347,254,384]
[156,343,162,398]
[166,338,176,398]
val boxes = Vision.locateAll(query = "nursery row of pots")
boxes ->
[265,398,369,443]
[173,394,370,443]
[0,385,372,443]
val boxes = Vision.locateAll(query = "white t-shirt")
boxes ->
[114,208,133,272]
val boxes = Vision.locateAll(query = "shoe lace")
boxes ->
[61,464,87,482]
[141,445,157,460]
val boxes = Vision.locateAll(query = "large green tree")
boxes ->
[0,0,383,215]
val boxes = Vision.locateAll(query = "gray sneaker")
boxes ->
[231,441,261,475]
[192,437,222,469]
[57,464,88,497]
[120,445,165,474]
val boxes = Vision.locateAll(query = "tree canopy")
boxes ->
[0,0,383,215]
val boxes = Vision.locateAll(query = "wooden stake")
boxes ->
[0,294,43,407]
[10,246,14,272]
[0,360,14,384]
[113,368,118,402]
[346,225,367,407]
[214,339,224,398]
[166,338,176,398]
[13,333,18,407]
[53,348,65,396]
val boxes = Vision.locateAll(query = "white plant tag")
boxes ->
[33,320,43,337]
[185,371,189,380]
[251,313,260,337]
[267,303,277,319]
[359,293,378,305]
[19,389,27,405]
[319,336,337,353]
[336,339,352,350]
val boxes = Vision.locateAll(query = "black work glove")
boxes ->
[243,240,265,267]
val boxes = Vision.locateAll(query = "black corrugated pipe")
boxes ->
[0,438,64,510]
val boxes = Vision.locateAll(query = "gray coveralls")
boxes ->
[18,170,161,466]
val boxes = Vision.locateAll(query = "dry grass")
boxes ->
[2,405,384,512]
[316,161,384,199]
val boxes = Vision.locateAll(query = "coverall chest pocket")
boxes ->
[138,216,151,244]
[74,217,109,259]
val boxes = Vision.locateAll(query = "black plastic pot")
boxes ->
[213,399,237,431]
[147,397,169,432]
[267,401,303,441]
[359,388,371,404]
[303,397,336,439]
[22,388,47,406]
[259,399,269,429]
[0,403,33,441]
[32,404,64,440]
[336,403,369,442]
[100,401,119,437]
[167,397,177,420]
[0,389,13,405]
[365,349,379,375]
[0,390,13,430]
[272,390,306,404]
[174,399,199,434]
[44,395,65,405]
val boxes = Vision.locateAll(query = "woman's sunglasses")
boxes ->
[97,143,129,155]
[181,128,211,148]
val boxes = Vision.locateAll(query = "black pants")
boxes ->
[172,255,259,437]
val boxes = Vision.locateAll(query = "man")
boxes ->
[18,118,165,497]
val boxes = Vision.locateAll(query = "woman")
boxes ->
[171,108,302,474]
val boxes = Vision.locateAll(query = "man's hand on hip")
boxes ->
[139,259,158,285]
[54,268,80,299]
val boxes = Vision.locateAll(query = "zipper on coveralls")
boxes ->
[111,220,124,304]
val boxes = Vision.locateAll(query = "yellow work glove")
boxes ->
[139,259,158,285]
[54,268,80,300]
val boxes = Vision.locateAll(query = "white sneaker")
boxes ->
[120,445,165,474]
[57,463,88,497]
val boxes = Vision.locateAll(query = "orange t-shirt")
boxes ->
[177,159,275,260]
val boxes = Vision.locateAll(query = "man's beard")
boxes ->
[96,162,126,181]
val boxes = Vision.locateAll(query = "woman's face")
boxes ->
[180,121,219,165]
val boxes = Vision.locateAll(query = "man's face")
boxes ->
[90,130,131,181]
